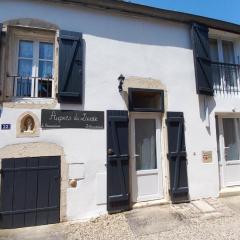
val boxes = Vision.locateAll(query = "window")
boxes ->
[14,39,54,98]
[128,88,164,112]
[209,39,238,90]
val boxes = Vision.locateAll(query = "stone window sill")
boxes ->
[3,97,57,109]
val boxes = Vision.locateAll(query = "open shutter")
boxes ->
[58,30,83,103]
[107,110,130,213]
[0,23,2,46]
[0,23,2,71]
[166,112,189,203]
[192,23,214,96]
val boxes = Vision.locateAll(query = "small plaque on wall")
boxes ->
[202,151,212,163]
[41,109,104,129]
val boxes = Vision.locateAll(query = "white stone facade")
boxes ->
[0,0,240,222]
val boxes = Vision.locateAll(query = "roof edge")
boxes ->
[43,0,240,34]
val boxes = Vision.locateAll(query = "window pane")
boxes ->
[135,119,157,170]
[38,79,52,98]
[39,42,53,60]
[222,41,235,64]
[19,40,33,58]
[18,59,33,77]
[39,61,53,78]
[209,39,219,62]
[210,39,221,87]
[223,118,239,161]
[16,78,31,97]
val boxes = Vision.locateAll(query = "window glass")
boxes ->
[18,41,33,77]
[18,59,33,77]
[39,42,53,78]
[19,40,33,58]
[17,41,34,97]
[209,39,219,62]
[38,79,52,97]
[16,40,53,97]
[135,119,157,170]
[39,42,53,60]
[223,118,239,161]
[39,61,53,78]
[222,40,235,64]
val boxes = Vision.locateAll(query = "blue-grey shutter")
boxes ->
[0,156,60,229]
[166,112,189,203]
[0,23,2,72]
[192,23,214,96]
[107,110,130,213]
[58,30,83,103]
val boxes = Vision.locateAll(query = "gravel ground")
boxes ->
[66,213,135,240]
[1,197,240,240]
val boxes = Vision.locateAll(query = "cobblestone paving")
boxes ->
[1,197,240,240]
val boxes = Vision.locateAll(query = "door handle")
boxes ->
[108,148,114,155]
[224,147,230,158]
[134,154,140,157]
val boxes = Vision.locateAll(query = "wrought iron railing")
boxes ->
[8,75,53,98]
[211,61,240,94]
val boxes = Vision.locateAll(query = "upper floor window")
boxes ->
[210,39,236,64]
[210,38,239,91]
[15,40,54,98]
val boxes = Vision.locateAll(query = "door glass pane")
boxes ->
[135,119,157,170]
[223,118,239,161]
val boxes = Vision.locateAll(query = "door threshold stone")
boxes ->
[132,199,169,209]
[219,186,240,198]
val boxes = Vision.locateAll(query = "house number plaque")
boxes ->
[41,109,104,129]
[202,151,212,163]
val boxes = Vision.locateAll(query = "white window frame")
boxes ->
[7,27,56,100]
[210,37,239,91]
[15,39,54,98]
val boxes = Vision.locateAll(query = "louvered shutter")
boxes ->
[192,23,214,96]
[107,110,130,213]
[58,30,83,103]
[166,112,189,203]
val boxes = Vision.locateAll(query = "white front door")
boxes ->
[218,116,240,187]
[130,113,163,202]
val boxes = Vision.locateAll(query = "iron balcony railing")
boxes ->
[211,61,240,94]
[8,75,53,98]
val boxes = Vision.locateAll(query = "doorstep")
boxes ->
[132,199,169,209]
[219,186,240,198]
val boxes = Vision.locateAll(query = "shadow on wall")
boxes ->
[198,95,216,135]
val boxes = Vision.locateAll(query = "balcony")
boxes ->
[8,75,53,98]
[212,62,240,94]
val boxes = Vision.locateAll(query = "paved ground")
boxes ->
[1,196,240,240]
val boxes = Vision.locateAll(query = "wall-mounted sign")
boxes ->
[1,124,11,130]
[41,110,104,129]
[202,151,212,163]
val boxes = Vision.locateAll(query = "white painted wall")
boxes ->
[0,0,240,221]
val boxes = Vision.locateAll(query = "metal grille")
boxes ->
[212,62,240,94]
[8,75,53,98]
